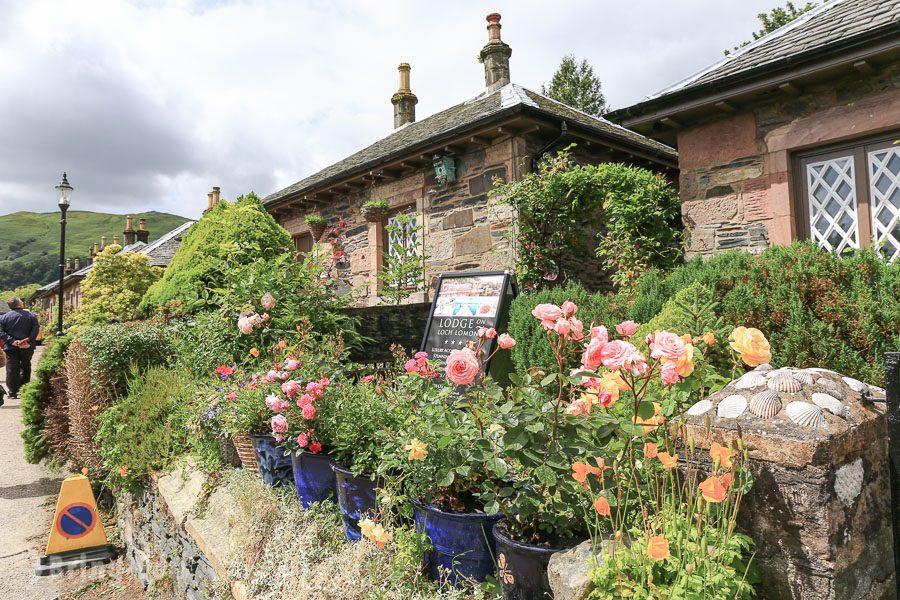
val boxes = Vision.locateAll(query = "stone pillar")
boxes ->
[123,215,137,245]
[367,221,385,298]
[391,63,418,128]
[479,13,511,93]
[136,219,149,243]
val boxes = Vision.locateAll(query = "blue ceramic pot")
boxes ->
[413,501,504,586]
[493,520,577,600]
[249,434,293,487]
[332,463,379,541]
[291,451,336,508]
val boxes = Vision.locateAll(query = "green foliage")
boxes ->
[140,193,292,314]
[71,244,162,328]
[541,54,607,116]
[378,212,426,305]
[75,321,169,393]
[507,282,616,377]
[305,214,327,226]
[96,366,192,493]
[362,199,390,210]
[0,283,41,305]
[490,148,681,290]
[0,210,188,289]
[726,1,817,55]
[20,336,71,463]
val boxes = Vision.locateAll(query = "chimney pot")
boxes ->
[136,218,150,243]
[479,12,512,92]
[212,187,221,205]
[391,63,418,129]
[74,258,80,270]
[113,234,120,246]
[207,191,214,210]
[100,236,107,250]
[124,215,137,245]
[65,258,72,276]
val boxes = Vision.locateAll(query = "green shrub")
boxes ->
[140,193,292,314]
[76,321,169,393]
[96,366,192,493]
[507,282,616,377]
[20,336,71,463]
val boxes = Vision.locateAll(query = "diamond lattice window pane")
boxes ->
[868,147,900,262]
[387,213,421,286]
[806,156,859,254]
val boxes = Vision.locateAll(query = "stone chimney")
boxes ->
[74,258,80,270]
[64,258,72,276]
[124,215,137,245]
[137,218,150,243]
[113,234,120,246]
[207,191,214,210]
[100,236,108,250]
[391,63,418,128]
[479,13,511,92]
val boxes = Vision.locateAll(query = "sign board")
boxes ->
[420,270,517,373]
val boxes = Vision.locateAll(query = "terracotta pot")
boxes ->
[231,433,258,473]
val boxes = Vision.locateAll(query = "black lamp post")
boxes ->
[54,173,72,337]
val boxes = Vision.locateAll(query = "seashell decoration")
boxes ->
[785,401,826,429]
[790,370,815,386]
[686,399,713,416]
[811,393,848,418]
[842,377,869,394]
[754,363,773,372]
[768,372,803,393]
[734,372,766,390]
[717,395,748,419]
[816,378,846,400]
[749,390,783,419]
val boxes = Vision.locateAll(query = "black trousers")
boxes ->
[5,346,34,396]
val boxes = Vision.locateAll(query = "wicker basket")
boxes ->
[217,435,242,468]
[232,433,258,473]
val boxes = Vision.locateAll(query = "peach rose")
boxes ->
[497,333,516,349]
[581,337,606,370]
[569,317,585,341]
[649,330,685,362]
[728,326,772,367]
[660,362,679,385]
[554,318,572,337]
[590,325,609,342]
[674,343,695,378]
[600,340,637,371]
[615,320,638,336]
[561,300,578,317]
[445,348,480,385]
[532,303,563,327]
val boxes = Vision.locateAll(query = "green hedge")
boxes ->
[20,337,71,463]
[76,321,170,393]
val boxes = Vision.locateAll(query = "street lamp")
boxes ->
[55,173,72,337]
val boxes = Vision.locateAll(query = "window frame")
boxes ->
[793,132,899,253]
[382,205,422,290]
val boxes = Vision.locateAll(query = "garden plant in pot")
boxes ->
[304,214,328,241]
[379,333,517,586]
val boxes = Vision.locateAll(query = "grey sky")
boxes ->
[0,0,778,219]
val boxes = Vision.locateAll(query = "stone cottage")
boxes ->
[263,13,677,306]
[608,0,900,262]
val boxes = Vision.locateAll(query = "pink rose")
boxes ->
[497,333,516,349]
[477,327,497,339]
[649,331,685,362]
[302,404,316,420]
[414,352,428,360]
[274,433,285,442]
[615,320,638,337]
[660,362,680,385]
[566,398,592,415]
[554,318,572,337]
[297,394,314,408]
[600,340,637,371]
[282,380,302,399]
[266,394,287,412]
[306,381,324,397]
[532,304,563,328]
[298,432,309,448]
[271,414,288,433]
[629,353,649,377]
[285,358,301,371]
[309,441,322,454]
[261,292,276,310]
[405,358,418,373]
[362,374,375,383]
[561,301,578,317]
[590,325,609,342]
[237,316,253,335]
[581,338,606,370]
[445,348,480,386]
[569,317,585,341]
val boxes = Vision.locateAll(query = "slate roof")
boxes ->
[615,0,900,114]
[264,83,677,207]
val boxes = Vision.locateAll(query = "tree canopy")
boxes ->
[726,1,817,55]
[74,244,163,326]
[541,54,607,117]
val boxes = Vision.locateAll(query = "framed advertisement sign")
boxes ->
[420,270,518,372]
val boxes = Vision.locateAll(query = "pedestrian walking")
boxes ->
[0,297,40,400]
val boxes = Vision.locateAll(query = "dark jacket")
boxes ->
[0,308,39,350]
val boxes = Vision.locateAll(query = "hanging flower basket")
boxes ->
[308,222,327,241]
[361,202,390,222]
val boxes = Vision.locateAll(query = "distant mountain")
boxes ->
[0,210,190,290]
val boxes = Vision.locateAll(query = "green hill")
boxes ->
[0,210,190,290]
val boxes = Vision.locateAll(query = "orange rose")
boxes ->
[647,535,670,560]
[728,327,771,367]
[703,332,716,345]
[709,442,733,469]
[658,451,678,469]
[593,497,611,517]
[276,340,287,349]
[674,343,695,378]
[634,402,665,434]
[699,475,728,503]
[644,442,659,459]
[680,333,692,344]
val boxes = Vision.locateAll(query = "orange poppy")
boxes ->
[249,347,260,358]
[699,475,728,503]
[647,535,670,560]
[118,466,130,477]
[571,461,603,483]
[593,497,611,517]
[644,442,659,459]
[720,472,733,490]
[709,442,733,469]
[657,451,678,470]
[277,340,287,349]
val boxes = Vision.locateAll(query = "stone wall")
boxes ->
[678,60,900,259]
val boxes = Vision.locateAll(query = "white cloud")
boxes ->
[0,0,776,219]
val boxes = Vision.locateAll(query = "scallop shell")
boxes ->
[754,363,773,372]
[768,372,803,393]
[734,372,766,390]
[871,385,886,399]
[811,393,848,418]
[816,378,846,400]
[749,390,783,419]
[842,377,869,394]
[790,370,815,385]
[686,399,712,416]
[717,395,748,419]
[785,401,826,429]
